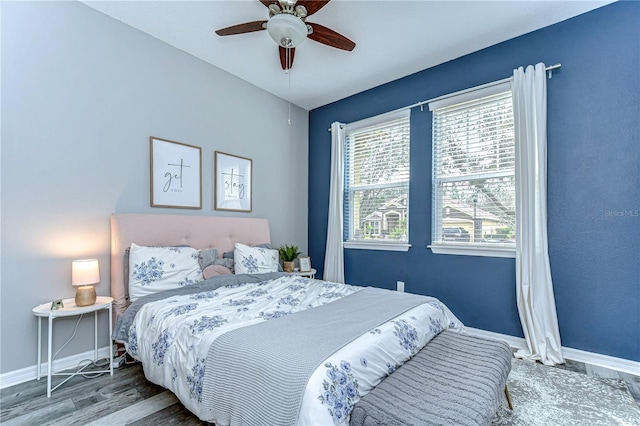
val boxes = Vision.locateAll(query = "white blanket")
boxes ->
[125,275,463,425]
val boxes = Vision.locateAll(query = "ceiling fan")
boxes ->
[215,0,356,70]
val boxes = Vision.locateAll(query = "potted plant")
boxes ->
[278,244,301,273]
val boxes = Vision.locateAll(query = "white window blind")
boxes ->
[344,110,410,245]
[430,82,516,251]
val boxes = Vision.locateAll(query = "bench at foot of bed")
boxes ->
[350,330,512,426]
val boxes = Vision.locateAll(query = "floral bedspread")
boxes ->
[124,275,463,425]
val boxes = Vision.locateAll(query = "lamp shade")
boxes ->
[266,13,307,48]
[71,259,100,286]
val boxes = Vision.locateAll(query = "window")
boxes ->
[429,81,516,257]
[344,110,411,251]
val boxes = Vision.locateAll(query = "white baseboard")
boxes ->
[2,331,638,390]
[463,327,529,350]
[560,346,640,376]
[464,327,640,376]
[0,345,113,390]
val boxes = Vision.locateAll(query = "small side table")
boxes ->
[289,268,317,279]
[32,296,114,397]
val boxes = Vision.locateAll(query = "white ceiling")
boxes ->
[82,0,613,110]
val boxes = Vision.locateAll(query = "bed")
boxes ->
[110,213,464,425]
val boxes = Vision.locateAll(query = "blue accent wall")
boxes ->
[308,2,639,362]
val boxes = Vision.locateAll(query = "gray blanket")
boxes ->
[200,287,436,426]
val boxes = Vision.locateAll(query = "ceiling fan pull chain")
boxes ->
[287,47,292,125]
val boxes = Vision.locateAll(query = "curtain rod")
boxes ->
[328,63,561,131]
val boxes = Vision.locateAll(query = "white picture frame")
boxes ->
[150,137,202,209]
[214,151,252,212]
[298,256,311,272]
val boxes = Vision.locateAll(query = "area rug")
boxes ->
[492,358,640,425]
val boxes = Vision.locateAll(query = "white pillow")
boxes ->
[233,243,279,274]
[129,243,203,301]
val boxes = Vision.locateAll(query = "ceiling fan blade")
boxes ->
[279,46,296,70]
[308,23,355,51]
[297,0,331,16]
[259,0,276,8]
[215,21,267,36]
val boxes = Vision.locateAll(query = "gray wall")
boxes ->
[1,1,308,374]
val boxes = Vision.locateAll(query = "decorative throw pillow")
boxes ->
[129,243,203,301]
[233,243,279,274]
[202,264,233,279]
[214,257,234,273]
[198,248,219,270]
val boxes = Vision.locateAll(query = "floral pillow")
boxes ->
[129,243,203,301]
[223,243,281,272]
[233,243,279,274]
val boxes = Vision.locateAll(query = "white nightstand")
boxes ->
[289,268,317,279]
[32,296,114,397]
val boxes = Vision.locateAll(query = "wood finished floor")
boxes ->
[2,359,639,425]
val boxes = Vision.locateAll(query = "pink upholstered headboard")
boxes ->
[110,213,271,320]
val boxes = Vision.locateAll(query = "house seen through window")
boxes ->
[429,81,516,254]
[344,110,410,247]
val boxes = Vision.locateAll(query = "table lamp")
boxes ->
[72,259,99,306]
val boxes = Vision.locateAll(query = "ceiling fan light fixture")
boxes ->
[266,13,307,48]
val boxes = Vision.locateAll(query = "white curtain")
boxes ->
[323,122,345,283]
[513,63,564,365]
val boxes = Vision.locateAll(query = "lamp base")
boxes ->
[75,286,96,306]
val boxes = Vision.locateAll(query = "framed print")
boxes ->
[298,256,311,272]
[150,137,202,209]
[214,151,252,212]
